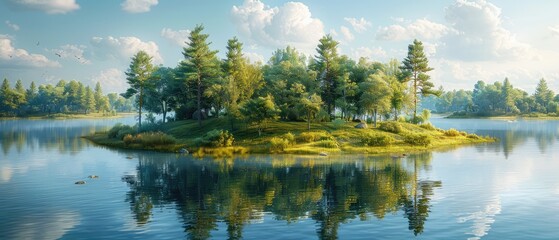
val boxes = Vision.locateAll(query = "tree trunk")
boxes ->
[307,112,311,131]
[373,108,378,128]
[161,101,166,123]
[139,86,143,128]
[413,72,418,123]
[197,73,202,128]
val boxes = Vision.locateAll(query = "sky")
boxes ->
[1,0,559,94]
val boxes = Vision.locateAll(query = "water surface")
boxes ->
[1,118,558,239]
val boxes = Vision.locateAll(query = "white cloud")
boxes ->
[441,0,534,61]
[49,44,91,64]
[549,25,559,38]
[90,36,163,64]
[231,0,325,55]
[91,68,127,94]
[0,35,60,68]
[5,21,19,31]
[244,51,265,63]
[340,26,354,42]
[160,28,190,47]
[121,0,158,13]
[344,17,371,33]
[376,18,451,41]
[8,0,79,14]
[351,46,387,61]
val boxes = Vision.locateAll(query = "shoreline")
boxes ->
[0,112,135,120]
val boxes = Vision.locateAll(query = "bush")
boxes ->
[361,132,394,146]
[313,140,339,149]
[444,128,461,137]
[332,119,345,129]
[201,129,234,147]
[378,121,403,134]
[138,123,164,133]
[108,124,136,140]
[297,131,333,143]
[284,132,296,145]
[123,132,177,147]
[419,123,436,131]
[403,133,432,146]
[467,134,481,139]
[269,137,290,153]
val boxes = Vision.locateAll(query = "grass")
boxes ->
[85,118,496,156]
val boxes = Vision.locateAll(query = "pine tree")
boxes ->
[94,82,103,112]
[534,78,554,113]
[123,51,157,127]
[179,24,220,127]
[400,39,439,123]
[314,35,339,120]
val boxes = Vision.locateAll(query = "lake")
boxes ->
[1,117,559,239]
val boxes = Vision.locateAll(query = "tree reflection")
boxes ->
[123,154,441,239]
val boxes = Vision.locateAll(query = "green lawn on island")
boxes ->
[85,118,495,157]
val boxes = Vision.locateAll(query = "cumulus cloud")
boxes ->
[244,51,265,63]
[376,18,451,41]
[231,0,324,54]
[91,68,127,93]
[340,26,354,42]
[0,35,60,68]
[549,25,559,38]
[441,0,533,61]
[161,28,190,47]
[5,21,19,31]
[344,17,371,33]
[351,46,387,61]
[7,0,79,14]
[121,0,158,13]
[49,44,91,64]
[90,36,163,64]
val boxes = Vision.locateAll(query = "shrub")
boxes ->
[467,134,481,139]
[403,133,432,146]
[378,121,403,134]
[419,123,436,131]
[332,119,345,129]
[444,128,461,137]
[123,134,134,146]
[108,124,136,140]
[201,129,234,147]
[313,140,339,149]
[138,123,164,133]
[361,132,394,146]
[297,131,333,143]
[284,132,296,145]
[269,137,290,153]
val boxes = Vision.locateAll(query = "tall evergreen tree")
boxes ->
[179,24,220,127]
[534,78,554,113]
[94,82,103,112]
[123,51,157,127]
[400,39,439,123]
[314,35,340,120]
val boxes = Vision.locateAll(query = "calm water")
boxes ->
[1,118,559,239]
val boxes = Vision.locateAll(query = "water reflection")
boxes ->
[124,154,441,239]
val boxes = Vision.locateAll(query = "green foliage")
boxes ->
[269,137,290,153]
[123,132,177,147]
[378,121,403,134]
[444,128,461,137]
[123,50,157,127]
[108,124,136,140]
[332,119,345,129]
[240,95,280,136]
[297,131,333,143]
[201,129,234,147]
[284,132,296,145]
[419,123,436,131]
[360,132,394,146]
[138,123,164,133]
[403,133,432,146]
[313,140,339,148]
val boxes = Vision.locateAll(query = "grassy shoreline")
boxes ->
[446,112,559,120]
[0,112,135,120]
[84,118,496,157]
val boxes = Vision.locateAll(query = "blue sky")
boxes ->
[1,0,559,94]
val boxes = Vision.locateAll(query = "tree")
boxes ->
[145,67,175,122]
[359,73,392,127]
[297,93,323,130]
[123,51,157,128]
[179,24,220,127]
[94,82,104,112]
[240,96,280,136]
[400,39,439,123]
[84,86,95,114]
[534,78,554,113]
[314,35,340,120]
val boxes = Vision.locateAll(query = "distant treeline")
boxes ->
[0,78,134,117]
[422,78,559,116]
